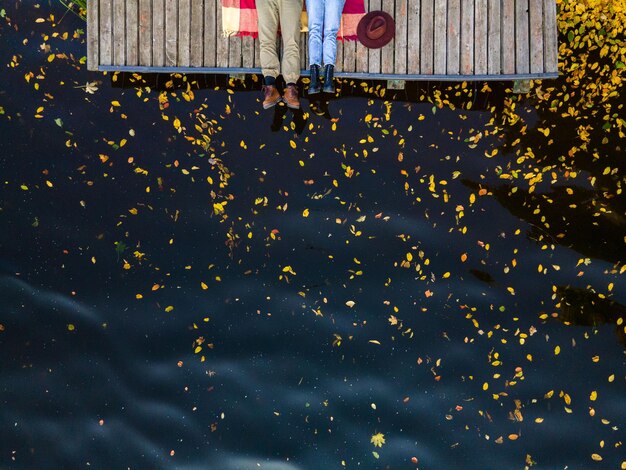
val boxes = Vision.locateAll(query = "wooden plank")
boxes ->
[515,0,530,73]
[433,0,446,74]
[165,0,178,66]
[190,0,204,67]
[368,0,381,74]
[446,0,460,74]
[420,0,434,74]
[126,0,139,66]
[304,33,309,69]
[474,0,487,74]
[380,0,394,74]
[254,37,261,68]
[343,38,356,74]
[406,0,420,74]
[204,0,216,67]
[355,0,369,73]
[335,35,343,72]
[228,36,242,68]
[112,0,125,65]
[460,0,473,74]
[543,0,558,73]
[394,0,408,74]
[487,0,501,74]
[501,0,515,74]
[152,0,165,67]
[242,36,254,68]
[139,0,152,66]
[87,0,99,70]
[216,0,229,67]
[179,0,191,66]
[301,32,308,69]
[529,0,544,73]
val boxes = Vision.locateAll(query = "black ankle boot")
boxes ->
[308,64,321,95]
[322,64,335,94]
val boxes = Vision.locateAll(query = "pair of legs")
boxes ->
[257,0,303,108]
[305,0,346,94]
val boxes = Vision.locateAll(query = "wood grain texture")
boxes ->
[90,0,559,78]
[515,0,530,73]
[543,0,558,73]
[460,0,474,74]
[368,0,382,74]
[228,36,242,68]
[433,0,447,74]
[474,0,487,74]
[355,0,369,73]
[242,36,254,68]
[216,0,229,67]
[87,0,100,70]
[203,0,216,66]
[113,0,125,65]
[178,0,191,65]
[502,0,515,74]
[446,0,460,75]
[165,0,178,66]
[529,0,544,73]
[380,0,395,73]
[487,0,500,74]
[190,0,204,67]
[343,37,356,74]
[394,0,407,74]
[420,0,434,74]
[139,0,152,66]
[126,0,139,65]
[407,0,420,74]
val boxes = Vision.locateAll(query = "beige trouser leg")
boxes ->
[257,0,302,83]
[278,0,303,84]
[257,0,280,80]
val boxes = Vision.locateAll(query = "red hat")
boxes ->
[357,11,395,49]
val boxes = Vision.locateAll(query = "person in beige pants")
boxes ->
[257,0,303,109]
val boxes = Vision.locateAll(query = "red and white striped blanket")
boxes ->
[221,0,365,41]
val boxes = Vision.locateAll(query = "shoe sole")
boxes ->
[283,99,300,109]
[263,98,281,109]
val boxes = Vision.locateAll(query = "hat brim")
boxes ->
[357,11,395,49]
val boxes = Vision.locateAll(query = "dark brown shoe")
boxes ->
[283,84,300,109]
[262,85,281,109]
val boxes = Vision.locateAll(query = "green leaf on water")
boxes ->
[54,118,63,127]
[372,451,379,459]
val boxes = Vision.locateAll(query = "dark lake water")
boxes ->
[1,2,624,469]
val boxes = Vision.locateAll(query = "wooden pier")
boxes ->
[87,0,559,81]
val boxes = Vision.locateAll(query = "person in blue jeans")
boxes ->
[306,0,346,95]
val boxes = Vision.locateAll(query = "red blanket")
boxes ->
[222,0,365,40]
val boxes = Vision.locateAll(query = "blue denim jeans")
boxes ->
[306,0,346,67]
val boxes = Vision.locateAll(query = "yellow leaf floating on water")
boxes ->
[346,300,355,308]
[370,432,385,447]
[591,454,602,462]
[554,345,561,355]
[165,306,174,313]
[302,208,309,217]
[201,282,208,290]
[590,391,597,401]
